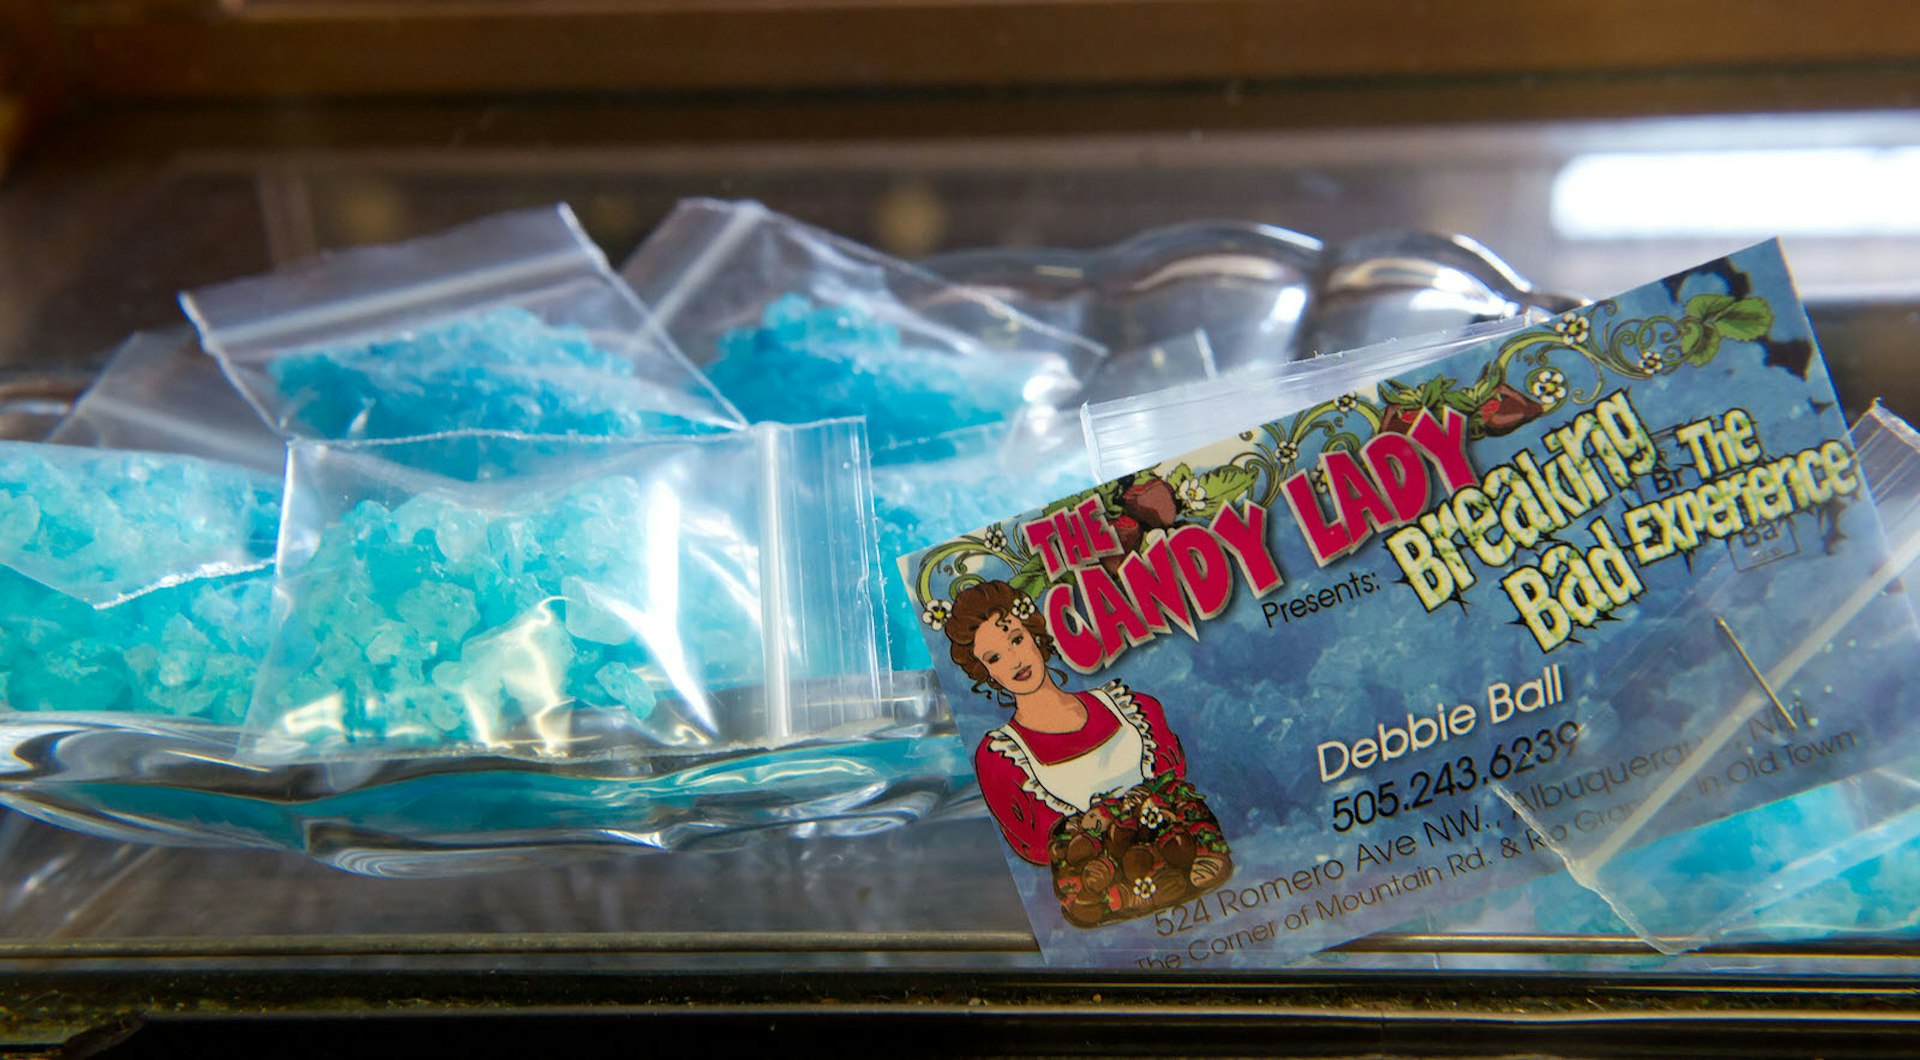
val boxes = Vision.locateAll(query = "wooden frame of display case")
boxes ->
[19,0,1920,100]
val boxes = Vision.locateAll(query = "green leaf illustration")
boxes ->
[1008,552,1052,601]
[1688,293,1773,342]
[1324,431,1364,454]
[1684,330,1723,367]
[1686,293,1735,319]
[1164,462,1195,489]
[1379,378,1420,405]
[1192,464,1258,518]
[1040,490,1089,517]
[1042,482,1117,519]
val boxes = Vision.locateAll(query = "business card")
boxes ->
[901,242,1920,967]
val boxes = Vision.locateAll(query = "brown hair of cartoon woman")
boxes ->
[944,580,1056,691]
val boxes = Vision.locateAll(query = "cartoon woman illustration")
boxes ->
[944,579,1231,927]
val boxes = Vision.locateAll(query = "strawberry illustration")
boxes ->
[1379,404,1425,435]
[1099,514,1143,576]
[1119,477,1178,530]
[1160,829,1197,869]
[1476,382,1545,437]
[1064,895,1106,927]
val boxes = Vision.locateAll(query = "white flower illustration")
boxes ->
[1176,477,1208,514]
[1529,368,1568,403]
[1010,594,1036,620]
[1555,314,1591,346]
[1139,801,1169,830]
[921,598,952,630]
[1638,349,1666,374]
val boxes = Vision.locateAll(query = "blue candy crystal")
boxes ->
[705,294,1033,449]
[261,480,685,754]
[267,307,735,440]
[593,661,658,717]
[560,576,635,646]
[0,444,277,723]
[394,582,480,647]
[0,566,270,725]
[0,443,280,607]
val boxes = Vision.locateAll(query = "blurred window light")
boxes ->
[1552,148,1920,239]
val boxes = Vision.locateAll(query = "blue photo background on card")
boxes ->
[901,243,1920,969]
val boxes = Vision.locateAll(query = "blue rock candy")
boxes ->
[0,446,276,724]
[0,491,39,551]
[265,476,688,752]
[429,606,578,740]
[0,443,280,607]
[704,294,1033,449]
[0,566,270,725]
[594,661,657,718]
[267,307,732,440]
[561,576,640,646]
[395,582,481,648]
[156,614,214,686]
[39,638,126,712]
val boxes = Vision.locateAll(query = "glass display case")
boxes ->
[5,2,1920,1052]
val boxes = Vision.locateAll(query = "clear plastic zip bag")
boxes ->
[619,198,1106,450]
[1485,404,1920,954]
[0,330,282,728]
[0,441,279,725]
[248,421,886,762]
[0,441,278,608]
[870,331,1212,672]
[1852,402,1920,560]
[0,568,272,726]
[1074,329,1220,406]
[1084,314,1549,480]
[45,328,286,477]
[181,204,744,442]
[873,409,1099,671]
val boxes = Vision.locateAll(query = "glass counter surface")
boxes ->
[4,87,1920,1050]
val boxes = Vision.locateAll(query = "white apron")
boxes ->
[991,684,1154,814]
